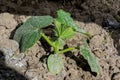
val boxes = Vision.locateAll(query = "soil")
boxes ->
[0,0,120,80]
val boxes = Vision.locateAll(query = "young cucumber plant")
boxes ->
[14,9,101,75]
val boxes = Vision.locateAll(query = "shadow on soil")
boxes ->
[0,51,29,80]
[64,51,97,76]
[0,0,120,77]
[109,30,120,56]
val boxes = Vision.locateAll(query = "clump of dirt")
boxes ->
[0,0,120,80]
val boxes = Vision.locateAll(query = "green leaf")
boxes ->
[54,20,62,37]
[54,20,75,40]
[14,16,53,52]
[47,54,64,74]
[59,27,75,40]
[20,30,42,52]
[57,9,90,36]
[79,41,101,75]
[53,38,65,49]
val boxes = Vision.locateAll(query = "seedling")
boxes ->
[13,10,101,75]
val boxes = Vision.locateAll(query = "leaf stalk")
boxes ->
[41,33,56,48]
[59,47,76,54]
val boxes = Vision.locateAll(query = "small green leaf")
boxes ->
[57,9,90,36]
[54,20,75,40]
[14,16,53,52]
[59,27,75,40]
[54,20,62,37]
[79,41,101,75]
[47,54,64,74]
[54,38,65,49]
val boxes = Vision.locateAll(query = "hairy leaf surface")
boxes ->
[79,41,101,75]
[47,54,64,74]
[57,10,90,36]
[14,16,53,52]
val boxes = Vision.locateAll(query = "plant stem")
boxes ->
[41,33,76,54]
[41,33,55,48]
[59,47,76,54]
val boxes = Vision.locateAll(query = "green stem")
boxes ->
[41,33,55,48]
[54,47,59,54]
[59,47,76,54]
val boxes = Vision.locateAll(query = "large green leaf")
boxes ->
[14,16,53,52]
[79,41,101,75]
[47,54,64,74]
[57,10,90,36]
[20,30,42,52]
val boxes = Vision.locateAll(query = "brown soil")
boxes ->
[0,0,120,80]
